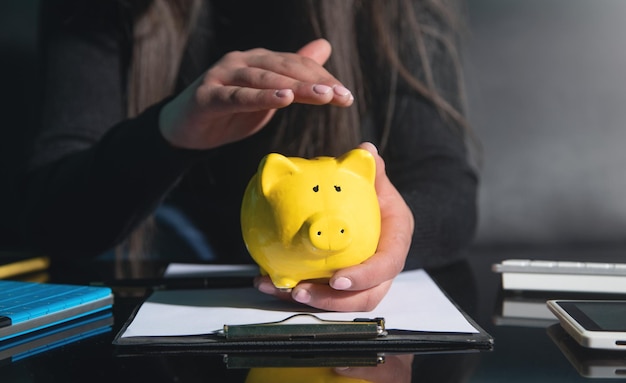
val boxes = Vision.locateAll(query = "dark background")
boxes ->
[465,0,626,246]
[0,1,40,247]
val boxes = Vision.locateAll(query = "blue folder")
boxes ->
[0,280,113,343]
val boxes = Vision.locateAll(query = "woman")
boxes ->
[20,0,477,311]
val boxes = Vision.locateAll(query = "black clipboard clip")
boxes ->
[220,314,386,341]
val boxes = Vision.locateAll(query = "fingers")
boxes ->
[326,228,408,295]
[212,69,346,107]
[205,41,353,108]
[197,84,295,112]
[244,51,353,106]
[328,142,414,293]
[297,38,332,65]
[254,275,392,312]
[292,279,393,312]
[254,276,294,301]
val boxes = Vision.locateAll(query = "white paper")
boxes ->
[121,269,477,338]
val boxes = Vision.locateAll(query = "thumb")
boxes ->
[358,142,387,188]
[297,38,332,65]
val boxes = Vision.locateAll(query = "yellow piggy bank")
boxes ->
[241,148,381,289]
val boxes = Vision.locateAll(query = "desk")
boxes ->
[2,246,626,382]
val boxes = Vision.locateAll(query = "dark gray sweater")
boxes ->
[20,0,478,269]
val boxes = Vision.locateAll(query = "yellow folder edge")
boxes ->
[0,256,50,279]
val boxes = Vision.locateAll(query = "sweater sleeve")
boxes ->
[385,95,478,271]
[382,0,478,270]
[20,102,204,258]
[19,0,205,258]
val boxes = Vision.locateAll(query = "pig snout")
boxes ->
[307,213,352,252]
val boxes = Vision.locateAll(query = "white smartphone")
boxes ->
[547,300,626,350]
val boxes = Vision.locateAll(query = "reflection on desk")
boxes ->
[494,294,559,328]
[241,354,407,383]
[0,311,113,364]
[548,324,626,379]
[493,290,626,329]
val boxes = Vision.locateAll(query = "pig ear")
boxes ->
[336,148,376,185]
[259,153,301,196]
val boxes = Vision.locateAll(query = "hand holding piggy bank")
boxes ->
[241,148,381,290]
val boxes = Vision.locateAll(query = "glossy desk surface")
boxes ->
[3,246,626,382]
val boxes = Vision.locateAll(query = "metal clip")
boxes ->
[221,313,386,341]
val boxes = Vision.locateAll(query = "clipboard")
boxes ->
[113,310,492,355]
[112,270,493,354]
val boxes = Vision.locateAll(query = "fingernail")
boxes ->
[257,281,276,295]
[313,84,332,95]
[331,277,352,290]
[275,89,292,98]
[293,288,311,303]
[333,85,351,97]
[361,141,378,154]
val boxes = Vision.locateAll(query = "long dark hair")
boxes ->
[126,0,467,156]
[119,0,469,260]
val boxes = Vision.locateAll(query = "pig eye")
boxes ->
[313,185,319,192]
[334,185,341,192]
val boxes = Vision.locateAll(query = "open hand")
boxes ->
[159,39,353,149]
